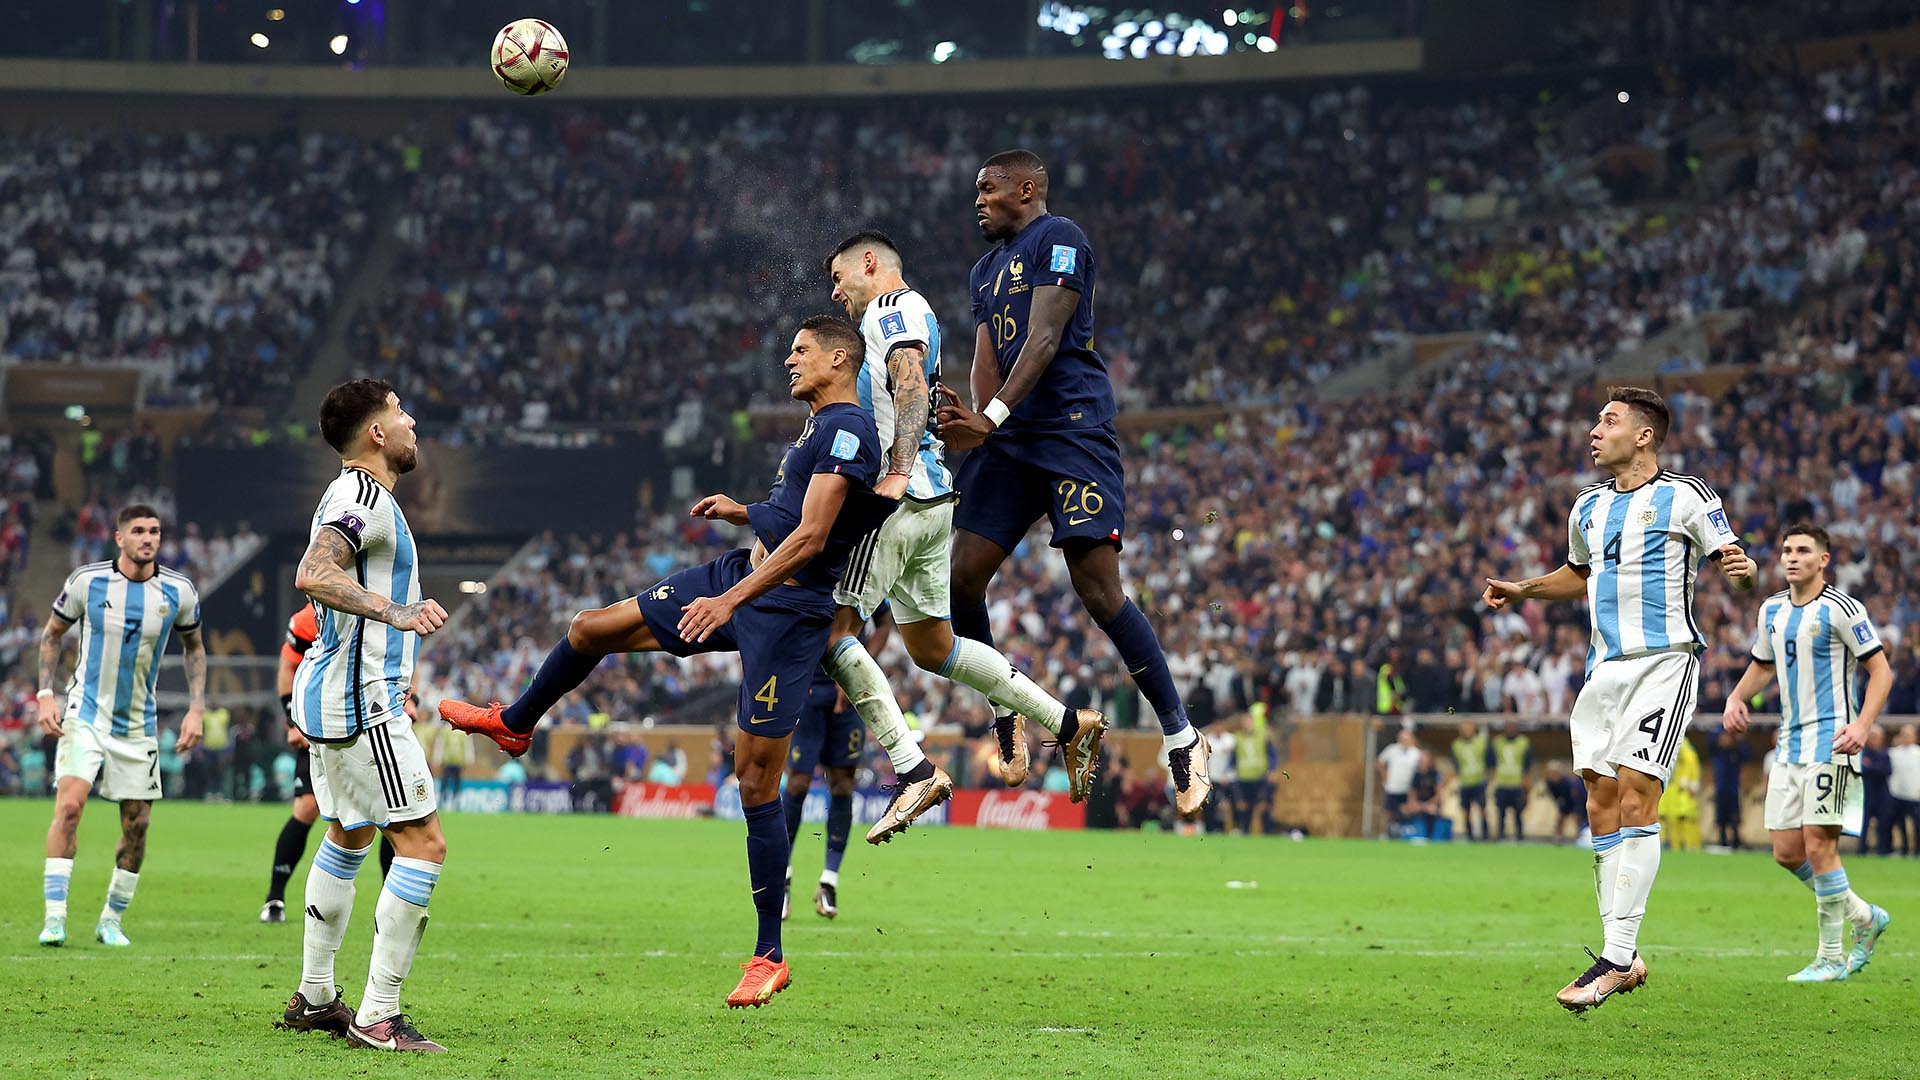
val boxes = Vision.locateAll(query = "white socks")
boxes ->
[101,868,139,924]
[820,868,839,888]
[938,638,1066,735]
[299,838,369,1004]
[44,857,73,921]
[825,638,926,774]
[361,857,441,1025]
[1603,824,1662,966]
[1591,831,1623,940]
[1163,726,1199,755]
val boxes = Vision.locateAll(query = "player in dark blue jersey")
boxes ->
[935,148,1212,817]
[780,605,892,922]
[440,315,902,1008]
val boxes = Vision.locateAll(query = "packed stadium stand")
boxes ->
[2,6,1918,847]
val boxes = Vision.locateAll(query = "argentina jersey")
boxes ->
[859,287,953,503]
[1567,470,1740,673]
[53,562,202,738]
[292,468,421,742]
[1752,587,1883,765]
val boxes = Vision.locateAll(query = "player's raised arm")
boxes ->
[1483,564,1589,609]
[679,471,851,643]
[294,528,446,635]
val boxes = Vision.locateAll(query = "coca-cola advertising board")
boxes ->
[614,783,718,819]
[945,789,1085,831]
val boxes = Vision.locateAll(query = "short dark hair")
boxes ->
[823,230,899,275]
[1607,386,1670,447]
[319,378,397,454]
[1782,521,1832,552]
[116,504,160,529]
[983,148,1047,175]
[798,314,864,366]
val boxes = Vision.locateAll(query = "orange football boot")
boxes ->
[726,954,791,1008]
[437,699,531,757]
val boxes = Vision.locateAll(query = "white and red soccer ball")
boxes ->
[491,18,569,96]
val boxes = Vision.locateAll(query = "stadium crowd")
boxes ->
[0,128,393,412]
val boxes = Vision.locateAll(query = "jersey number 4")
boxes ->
[1602,533,1622,565]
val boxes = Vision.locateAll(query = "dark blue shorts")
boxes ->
[789,673,863,773]
[1457,782,1486,807]
[954,423,1127,551]
[636,548,834,738]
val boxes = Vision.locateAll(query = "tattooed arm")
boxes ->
[293,528,448,635]
[34,614,74,736]
[877,343,929,500]
[176,625,207,751]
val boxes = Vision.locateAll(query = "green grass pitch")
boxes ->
[2,800,1916,1079]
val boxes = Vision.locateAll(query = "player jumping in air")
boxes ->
[934,149,1210,816]
[37,505,206,949]
[261,601,394,923]
[1484,387,1756,1012]
[1723,522,1893,982]
[440,316,897,1008]
[821,231,1105,842]
[280,379,452,1052]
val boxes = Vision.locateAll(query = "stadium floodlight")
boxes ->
[268,8,285,21]
[1617,90,1631,103]
[330,34,349,55]
[251,32,270,48]
[1129,36,1149,57]
[1257,35,1276,52]
[931,41,957,63]
[1223,8,1236,25]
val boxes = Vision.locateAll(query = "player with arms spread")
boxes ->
[279,379,452,1053]
[1484,387,1756,1011]
[1723,522,1893,982]
[820,231,1103,844]
[439,316,897,1008]
[37,505,206,949]
[260,601,394,924]
[935,149,1210,816]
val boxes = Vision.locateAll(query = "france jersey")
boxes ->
[1567,470,1740,674]
[1751,586,1884,765]
[52,561,202,738]
[859,286,954,503]
[744,401,893,599]
[292,468,421,742]
[967,213,1117,435]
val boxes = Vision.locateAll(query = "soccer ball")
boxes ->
[491,18,569,96]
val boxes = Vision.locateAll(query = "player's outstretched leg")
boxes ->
[442,601,657,753]
[1062,542,1208,815]
[895,616,1108,800]
[348,818,447,1052]
[283,832,369,1037]
[817,632,953,844]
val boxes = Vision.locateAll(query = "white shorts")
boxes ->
[833,499,953,625]
[1765,759,1863,832]
[54,723,162,802]
[1567,650,1699,785]
[312,717,437,830]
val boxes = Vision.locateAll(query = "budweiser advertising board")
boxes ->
[945,789,1085,830]
[614,783,717,819]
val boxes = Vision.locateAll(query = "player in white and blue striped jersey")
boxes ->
[280,379,451,1053]
[1485,387,1756,1012]
[820,232,1099,841]
[35,504,206,950]
[1724,522,1893,983]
